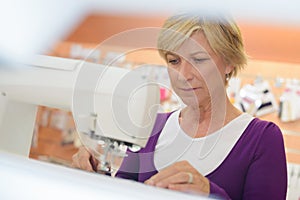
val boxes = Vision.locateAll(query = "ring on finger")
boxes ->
[187,172,193,184]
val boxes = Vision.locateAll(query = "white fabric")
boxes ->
[154,110,253,176]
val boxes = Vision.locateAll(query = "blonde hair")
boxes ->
[157,13,247,79]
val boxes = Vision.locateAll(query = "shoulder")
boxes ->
[243,117,284,154]
[238,118,287,199]
[246,117,283,139]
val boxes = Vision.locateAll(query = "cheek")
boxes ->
[193,64,214,82]
[194,66,224,95]
[167,68,179,83]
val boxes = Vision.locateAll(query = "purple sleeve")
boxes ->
[242,123,287,199]
[115,150,140,181]
[209,181,231,199]
[208,122,287,199]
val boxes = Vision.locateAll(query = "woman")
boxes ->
[72,14,287,199]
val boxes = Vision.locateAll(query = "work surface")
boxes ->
[0,151,210,200]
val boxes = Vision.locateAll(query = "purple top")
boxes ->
[116,112,287,199]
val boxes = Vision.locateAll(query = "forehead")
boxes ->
[175,31,213,57]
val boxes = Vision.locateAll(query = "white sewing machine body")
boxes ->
[0,55,160,158]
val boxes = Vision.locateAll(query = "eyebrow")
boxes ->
[166,52,179,57]
[190,51,208,56]
[166,51,208,58]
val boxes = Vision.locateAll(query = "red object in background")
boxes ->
[160,88,167,101]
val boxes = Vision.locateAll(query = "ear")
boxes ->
[225,65,235,74]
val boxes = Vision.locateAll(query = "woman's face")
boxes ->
[166,31,233,107]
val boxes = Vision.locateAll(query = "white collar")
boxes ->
[154,110,254,175]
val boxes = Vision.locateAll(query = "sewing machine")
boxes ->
[0,54,160,173]
[0,53,210,200]
[0,55,210,200]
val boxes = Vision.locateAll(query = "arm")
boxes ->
[243,123,287,199]
[71,146,141,181]
[115,150,140,181]
[209,181,231,199]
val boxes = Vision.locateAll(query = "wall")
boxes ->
[65,13,300,64]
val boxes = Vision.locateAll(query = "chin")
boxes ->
[181,98,201,108]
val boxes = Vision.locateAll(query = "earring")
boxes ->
[226,74,230,81]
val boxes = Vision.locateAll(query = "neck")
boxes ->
[180,96,242,137]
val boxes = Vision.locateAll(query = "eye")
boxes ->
[168,58,180,65]
[166,55,181,66]
[192,57,209,64]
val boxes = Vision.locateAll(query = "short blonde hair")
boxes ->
[157,13,247,79]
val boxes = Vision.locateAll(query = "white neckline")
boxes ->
[154,110,254,175]
[172,110,240,141]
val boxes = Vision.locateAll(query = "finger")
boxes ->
[168,183,207,195]
[72,150,95,172]
[70,161,76,168]
[145,167,178,185]
[89,155,99,172]
[169,176,210,195]
[155,172,191,188]
[79,156,95,172]
[71,153,80,168]
[145,161,190,185]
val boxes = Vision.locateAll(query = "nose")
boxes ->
[177,59,194,82]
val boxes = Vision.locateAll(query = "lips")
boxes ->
[179,87,201,92]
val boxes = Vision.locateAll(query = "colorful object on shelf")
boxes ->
[237,80,278,117]
[279,79,300,122]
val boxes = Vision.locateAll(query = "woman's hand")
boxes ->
[144,160,210,196]
[71,146,99,172]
